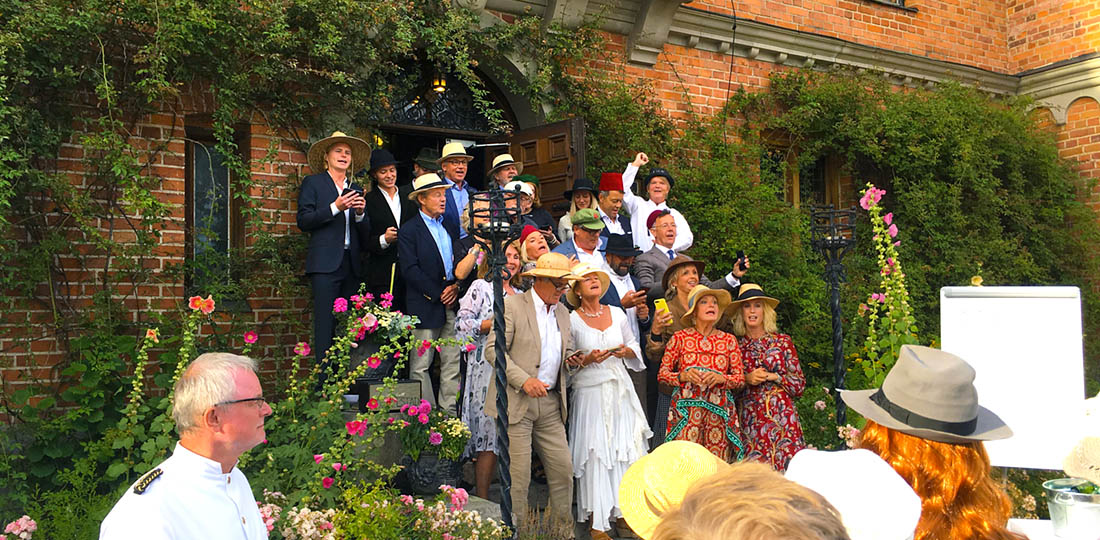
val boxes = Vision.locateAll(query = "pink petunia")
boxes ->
[322,477,334,489]
[243,330,258,344]
[418,413,429,425]
[887,224,898,238]
[362,313,378,331]
[333,297,348,313]
[429,431,443,445]
[314,454,324,464]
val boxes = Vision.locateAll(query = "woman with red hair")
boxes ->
[840,345,1025,540]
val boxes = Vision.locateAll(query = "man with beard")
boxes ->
[599,233,653,427]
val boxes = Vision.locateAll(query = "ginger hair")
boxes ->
[858,421,1025,540]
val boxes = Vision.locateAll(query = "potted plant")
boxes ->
[1046,435,1100,538]
[396,399,472,494]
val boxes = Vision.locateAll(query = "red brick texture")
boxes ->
[1008,0,1100,73]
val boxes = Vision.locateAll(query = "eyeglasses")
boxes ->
[549,278,572,290]
[216,396,267,408]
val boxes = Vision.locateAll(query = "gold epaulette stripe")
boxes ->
[133,468,163,494]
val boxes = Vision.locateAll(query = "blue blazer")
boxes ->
[442,181,475,238]
[398,212,461,329]
[551,239,579,258]
[296,172,370,276]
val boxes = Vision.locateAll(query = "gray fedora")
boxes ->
[840,345,1012,444]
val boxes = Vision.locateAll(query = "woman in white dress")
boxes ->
[566,263,652,540]
[455,239,524,499]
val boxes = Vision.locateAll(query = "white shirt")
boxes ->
[621,163,694,253]
[377,186,403,249]
[597,206,627,236]
[609,270,641,342]
[327,177,365,249]
[573,243,608,271]
[100,443,268,540]
[531,291,563,390]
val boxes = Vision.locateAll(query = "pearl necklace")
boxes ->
[579,304,604,318]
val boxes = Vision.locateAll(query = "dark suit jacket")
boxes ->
[364,185,416,292]
[635,246,742,299]
[296,172,370,276]
[442,180,475,237]
[602,273,652,333]
[398,211,460,329]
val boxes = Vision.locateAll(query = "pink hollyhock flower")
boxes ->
[407,406,419,416]
[418,413,429,425]
[887,224,898,238]
[332,462,345,472]
[394,351,402,359]
[883,212,893,225]
[294,342,311,357]
[313,454,324,464]
[367,356,381,369]
[367,398,379,410]
[351,294,365,309]
[417,339,431,356]
[450,487,469,511]
[384,397,397,405]
[346,420,362,436]
[188,295,203,310]
[894,240,901,247]
[429,431,443,445]
[200,295,215,315]
[465,343,477,352]
[243,330,258,344]
[381,292,393,301]
[814,400,827,411]
[333,297,348,313]
[322,477,334,489]
[145,328,159,343]
[886,258,894,267]
[380,300,392,308]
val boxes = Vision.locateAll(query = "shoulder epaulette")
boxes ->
[133,468,163,494]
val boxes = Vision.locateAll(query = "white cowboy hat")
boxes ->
[436,141,473,164]
[307,131,371,174]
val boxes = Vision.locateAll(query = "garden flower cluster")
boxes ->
[1,516,36,540]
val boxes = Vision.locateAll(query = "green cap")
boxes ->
[572,208,605,230]
[514,173,539,185]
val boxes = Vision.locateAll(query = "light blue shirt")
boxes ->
[420,210,455,281]
[445,177,470,239]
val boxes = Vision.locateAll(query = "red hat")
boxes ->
[599,172,624,192]
[647,209,672,229]
[520,225,539,243]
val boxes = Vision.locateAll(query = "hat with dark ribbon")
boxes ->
[563,177,598,200]
[488,153,523,177]
[600,233,642,257]
[436,142,474,164]
[729,283,779,310]
[407,173,449,201]
[414,147,440,170]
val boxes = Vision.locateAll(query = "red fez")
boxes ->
[598,172,624,192]
[520,225,538,243]
[647,209,672,229]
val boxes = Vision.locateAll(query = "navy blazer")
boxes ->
[398,211,461,329]
[442,180,475,238]
[296,172,370,276]
[364,184,416,290]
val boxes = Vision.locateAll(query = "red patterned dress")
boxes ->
[658,328,746,462]
[735,333,806,471]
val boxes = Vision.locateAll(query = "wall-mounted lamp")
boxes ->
[431,73,447,94]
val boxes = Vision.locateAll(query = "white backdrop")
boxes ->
[940,286,1086,469]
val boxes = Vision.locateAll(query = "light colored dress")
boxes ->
[568,306,652,531]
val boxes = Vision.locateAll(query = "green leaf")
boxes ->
[30,461,56,478]
[112,436,134,450]
[106,462,129,479]
[10,388,31,406]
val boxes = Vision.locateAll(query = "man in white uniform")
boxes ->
[100,353,272,540]
[620,152,695,253]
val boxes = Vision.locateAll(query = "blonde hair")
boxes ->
[651,462,850,540]
[476,240,524,289]
[172,353,258,434]
[729,301,779,336]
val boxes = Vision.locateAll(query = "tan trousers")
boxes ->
[410,310,461,415]
[508,390,574,529]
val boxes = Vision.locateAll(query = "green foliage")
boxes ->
[337,483,510,540]
[397,408,471,462]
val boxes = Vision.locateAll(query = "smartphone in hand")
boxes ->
[341,187,363,198]
[653,297,669,314]
[736,250,747,271]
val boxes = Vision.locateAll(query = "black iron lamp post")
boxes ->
[469,185,522,532]
[809,205,857,429]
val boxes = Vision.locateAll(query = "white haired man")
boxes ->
[100,353,272,540]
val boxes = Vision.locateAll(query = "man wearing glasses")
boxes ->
[552,207,608,271]
[485,252,599,530]
[101,353,272,540]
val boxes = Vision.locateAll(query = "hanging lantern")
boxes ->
[431,73,447,93]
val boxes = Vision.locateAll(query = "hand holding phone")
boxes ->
[736,250,747,272]
[653,297,669,314]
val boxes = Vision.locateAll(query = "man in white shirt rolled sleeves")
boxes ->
[620,152,695,253]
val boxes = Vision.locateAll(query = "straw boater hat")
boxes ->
[566,262,611,306]
[520,252,577,280]
[662,254,706,292]
[729,283,780,310]
[407,173,449,201]
[680,284,732,326]
[307,131,371,175]
[840,345,1013,444]
[1064,437,1100,486]
[619,440,728,539]
[436,142,474,164]
[488,153,522,177]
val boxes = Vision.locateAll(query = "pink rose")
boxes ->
[243,330,258,344]
[322,477,334,489]
[333,297,348,313]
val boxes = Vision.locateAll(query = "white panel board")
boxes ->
[940,286,1085,470]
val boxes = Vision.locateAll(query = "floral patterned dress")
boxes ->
[735,333,806,471]
[658,328,746,462]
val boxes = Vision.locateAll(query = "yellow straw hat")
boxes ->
[619,441,728,539]
[520,252,577,280]
[307,131,371,174]
[436,141,474,164]
[729,283,780,310]
[565,263,611,306]
[680,284,732,327]
[407,173,449,201]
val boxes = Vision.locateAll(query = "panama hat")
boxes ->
[619,441,728,539]
[680,284,732,326]
[662,255,706,292]
[729,283,779,310]
[786,449,922,540]
[521,252,577,280]
[307,131,371,174]
[566,263,611,306]
[503,180,534,198]
[840,345,1012,444]
[562,177,597,200]
[407,173,449,201]
[436,142,473,164]
[488,153,523,177]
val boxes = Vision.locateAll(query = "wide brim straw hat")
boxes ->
[785,449,922,540]
[680,284,732,327]
[520,252,577,280]
[566,263,611,306]
[407,173,450,201]
[662,255,706,292]
[307,131,371,175]
[840,344,1013,444]
[436,141,474,164]
[729,283,780,310]
[1063,436,1100,486]
[488,153,523,177]
[619,440,728,539]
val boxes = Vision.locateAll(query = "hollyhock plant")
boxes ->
[243,330,258,344]
[322,477,335,489]
[188,295,203,310]
[145,328,159,343]
[398,410,472,461]
[366,355,381,369]
[333,297,348,313]
[294,341,311,357]
[367,398,379,410]
[199,295,215,314]
[314,454,325,464]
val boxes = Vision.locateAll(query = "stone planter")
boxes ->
[405,452,463,495]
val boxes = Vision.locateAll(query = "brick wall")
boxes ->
[1055,97,1100,213]
[1008,0,1100,73]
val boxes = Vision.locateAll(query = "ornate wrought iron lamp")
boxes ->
[468,184,522,531]
[809,205,857,429]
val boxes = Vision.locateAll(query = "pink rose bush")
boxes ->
[2,516,36,540]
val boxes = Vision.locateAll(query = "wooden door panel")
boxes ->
[484,118,585,217]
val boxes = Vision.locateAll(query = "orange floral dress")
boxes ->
[658,328,746,462]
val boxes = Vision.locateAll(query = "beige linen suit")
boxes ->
[486,288,575,527]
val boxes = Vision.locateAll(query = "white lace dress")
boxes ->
[568,306,652,531]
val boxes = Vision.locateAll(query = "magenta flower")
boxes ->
[351,294,366,309]
[417,339,431,356]
[345,420,366,436]
[894,240,901,247]
[367,398,379,410]
[387,417,396,424]
[418,413,429,425]
[380,300,392,309]
[883,212,893,225]
[364,292,375,301]
[394,351,402,359]
[407,406,419,416]
[322,477,334,489]
[294,341,311,357]
[465,343,476,353]
[381,292,394,301]
[243,330,258,344]
[313,454,324,464]
[887,224,898,238]
[367,355,381,369]
[333,297,348,313]
[332,462,345,472]
[429,431,443,445]
[419,400,432,415]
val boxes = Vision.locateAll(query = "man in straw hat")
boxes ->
[296,131,372,379]
[399,173,463,414]
[437,141,476,239]
[485,252,601,529]
[488,152,522,188]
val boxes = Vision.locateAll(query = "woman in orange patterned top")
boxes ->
[658,285,746,462]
